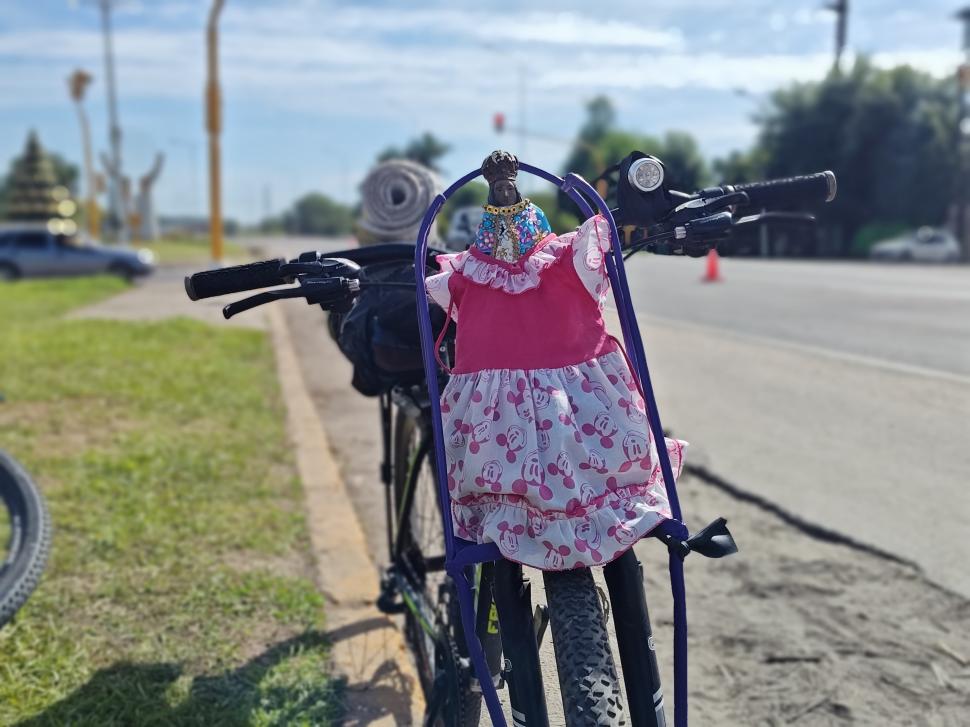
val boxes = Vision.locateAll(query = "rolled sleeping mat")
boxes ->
[357,159,441,246]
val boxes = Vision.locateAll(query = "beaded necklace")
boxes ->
[474,200,552,262]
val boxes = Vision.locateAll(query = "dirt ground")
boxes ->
[635,468,970,726]
[281,300,970,726]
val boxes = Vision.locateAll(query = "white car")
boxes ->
[869,227,961,262]
[444,206,484,252]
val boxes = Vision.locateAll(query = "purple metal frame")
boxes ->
[414,164,690,727]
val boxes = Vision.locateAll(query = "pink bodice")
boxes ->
[445,241,617,374]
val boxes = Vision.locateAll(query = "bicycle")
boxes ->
[185,153,836,726]
[1,449,52,628]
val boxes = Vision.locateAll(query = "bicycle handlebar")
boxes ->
[618,168,837,258]
[184,243,442,302]
[698,171,836,209]
[185,258,287,301]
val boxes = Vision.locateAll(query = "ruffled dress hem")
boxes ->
[451,438,685,571]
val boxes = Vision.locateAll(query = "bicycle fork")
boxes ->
[491,560,550,727]
[604,549,667,727]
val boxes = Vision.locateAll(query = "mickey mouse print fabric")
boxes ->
[426,213,686,570]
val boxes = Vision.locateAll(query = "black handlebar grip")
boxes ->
[184,258,287,301]
[731,171,836,209]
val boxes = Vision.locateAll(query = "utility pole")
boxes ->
[67,69,100,240]
[206,0,226,263]
[826,0,849,71]
[94,0,129,243]
[956,8,970,261]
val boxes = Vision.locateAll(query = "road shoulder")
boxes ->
[268,304,423,726]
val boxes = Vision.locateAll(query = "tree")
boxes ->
[529,191,580,232]
[0,132,79,220]
[737,58,957,255]
[446,181,488,209]
[579,95,616,144]
[378,132,451,171]
[560,96,617,193]
[49,153,79,193]
[280,193,353,236]
[560,97,709,212]
[711,149,764,185]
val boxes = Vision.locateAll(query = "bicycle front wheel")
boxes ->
[544,567,628,726]
[0,450,52,628]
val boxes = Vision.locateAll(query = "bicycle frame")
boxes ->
[414,165,692,727]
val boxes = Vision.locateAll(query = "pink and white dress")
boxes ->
[425,215,686,570]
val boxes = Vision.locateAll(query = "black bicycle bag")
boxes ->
[331,260,447,396]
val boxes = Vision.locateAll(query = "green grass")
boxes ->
[0,279,339,725]
[146,237,247,265]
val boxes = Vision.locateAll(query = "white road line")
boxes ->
[624,309,970,387]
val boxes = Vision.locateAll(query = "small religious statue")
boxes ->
[425,150,685,570]
[474,150,552,263]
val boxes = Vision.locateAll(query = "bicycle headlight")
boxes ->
[628,158,664,193]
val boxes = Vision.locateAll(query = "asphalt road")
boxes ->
[615,255,970,595]
[624,255,970,379]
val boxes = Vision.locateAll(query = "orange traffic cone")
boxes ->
[702,248,722,283]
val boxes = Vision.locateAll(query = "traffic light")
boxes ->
[493,112,505,133]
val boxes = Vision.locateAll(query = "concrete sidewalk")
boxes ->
[70,266,269,330]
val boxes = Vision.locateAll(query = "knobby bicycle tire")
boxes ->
[392,409,482,727]
[544,568,628,726]
[0,450,52,628]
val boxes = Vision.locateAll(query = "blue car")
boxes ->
[0,224,155,281]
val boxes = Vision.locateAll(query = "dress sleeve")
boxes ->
[567,214,613,308]
[425,269,461,321]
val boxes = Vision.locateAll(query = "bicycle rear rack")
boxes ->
[414,164,692,727]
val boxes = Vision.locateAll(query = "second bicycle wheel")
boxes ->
[0,450,52,629]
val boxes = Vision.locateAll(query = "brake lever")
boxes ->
[222,277,362,318]
[623,211,734,259]
[666,191,749,224]
[733,211,816,229]
[223,286,307,319]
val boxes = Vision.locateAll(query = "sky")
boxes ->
[0,0,965,224]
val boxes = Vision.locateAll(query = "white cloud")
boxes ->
[221,6,684,50]
[871,48,961,78]
[1,0,963,220]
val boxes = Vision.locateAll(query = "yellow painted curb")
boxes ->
[268,304,424,725]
